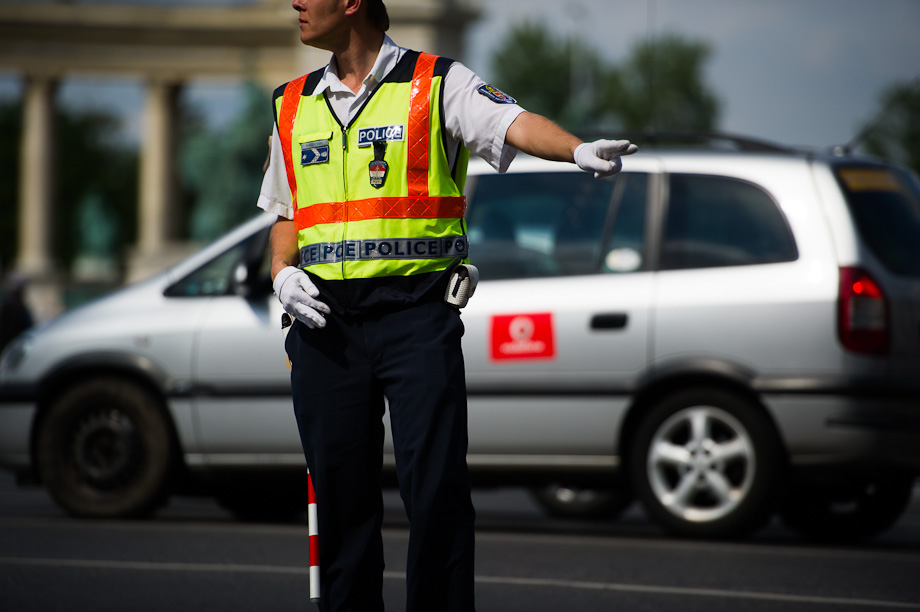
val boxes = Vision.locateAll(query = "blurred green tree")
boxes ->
[0,99,136,277]
[54,108,138,274]
[598,34,720,132]
[489,22,604,130]
[489,26,720,134]
[858,78,920,176]
[180,81,273,243]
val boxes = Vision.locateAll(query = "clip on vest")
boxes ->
[445,264,479,309]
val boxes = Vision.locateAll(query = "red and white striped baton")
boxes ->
[307,468,320,604]
[282,314,319,603]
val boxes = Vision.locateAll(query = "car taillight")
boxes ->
[837,266,889,355]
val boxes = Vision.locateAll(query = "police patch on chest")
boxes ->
[357,124,405,148]
[300,140,330,166]
[477,84,517,104]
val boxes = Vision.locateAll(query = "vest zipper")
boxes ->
[340,125,349,286]
[320,62,414,311]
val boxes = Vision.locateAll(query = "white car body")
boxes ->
[2,142,919,538]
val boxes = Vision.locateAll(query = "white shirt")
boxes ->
[258,36,525,220]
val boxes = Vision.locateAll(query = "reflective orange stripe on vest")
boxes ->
[278,74,308,211]
[294,195,465,229]
[280,53,447,232]
[407,52,436,198]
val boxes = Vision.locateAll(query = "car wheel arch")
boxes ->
[30,354,185,483]
[618,364,789,474]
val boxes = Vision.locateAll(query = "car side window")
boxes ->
[165,228,270,297]
[602,173,648,273]
[661,174,797,270]
[466,172,619,280]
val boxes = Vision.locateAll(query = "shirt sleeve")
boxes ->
[257,124,294,219]
[442,62,526,174]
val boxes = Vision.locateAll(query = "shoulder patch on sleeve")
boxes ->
[477,84,517,104]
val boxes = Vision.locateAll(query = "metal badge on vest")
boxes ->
[369,140,389,189]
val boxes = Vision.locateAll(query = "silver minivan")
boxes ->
[2,140,919,540]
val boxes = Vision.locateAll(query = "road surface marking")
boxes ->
[0,557,917,609]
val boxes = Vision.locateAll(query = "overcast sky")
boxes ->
[1,0,918,150]
[465,0,920,149]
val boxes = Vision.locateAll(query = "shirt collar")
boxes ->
[319,35,404,97]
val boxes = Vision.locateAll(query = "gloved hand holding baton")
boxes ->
[273,265,330,329]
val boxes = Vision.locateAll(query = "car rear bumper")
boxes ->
[765,393,920,473]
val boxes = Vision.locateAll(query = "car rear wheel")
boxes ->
[629,387,782,538]
[37,378,174,518]
[531,484,633,520]
[780,475,915,541]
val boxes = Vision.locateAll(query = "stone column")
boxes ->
[16,76,64,322]
[138,79,179,253]
[129,79,185,282]
[16,76,56,278]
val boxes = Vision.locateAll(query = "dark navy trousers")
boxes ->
[286,300,476,612]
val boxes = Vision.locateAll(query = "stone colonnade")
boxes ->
[14,77,183,319]
[1,0,478,321]
[135,80,184,284]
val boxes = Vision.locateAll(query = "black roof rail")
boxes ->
[576,130,795,153]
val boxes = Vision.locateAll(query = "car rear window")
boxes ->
[466,171,645,280]
[661,174,798,270]
[835,165,920,277]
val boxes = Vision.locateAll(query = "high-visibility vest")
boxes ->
[274,51,470,282]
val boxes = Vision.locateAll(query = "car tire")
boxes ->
[629,387,782,539]
[37,378,174,519]
[780,475,915,541]
[531,484,633,520]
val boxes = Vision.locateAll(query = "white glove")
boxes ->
[574,139,639,179]
[273,266,330,329]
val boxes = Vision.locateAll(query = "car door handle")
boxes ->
[590,313,628,330]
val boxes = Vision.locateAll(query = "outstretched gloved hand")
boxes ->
[273,266,330,329]
[574,139,639,179]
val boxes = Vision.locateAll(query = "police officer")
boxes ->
[259,1,637,610]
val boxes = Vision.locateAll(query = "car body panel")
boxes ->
[192,295,302,457]
[460,272,652,461]
[1,151,919,525]
[652,262,841,378]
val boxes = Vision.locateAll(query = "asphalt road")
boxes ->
[1,473,919,612]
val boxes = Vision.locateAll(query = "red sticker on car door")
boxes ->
[490,313,556,361]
